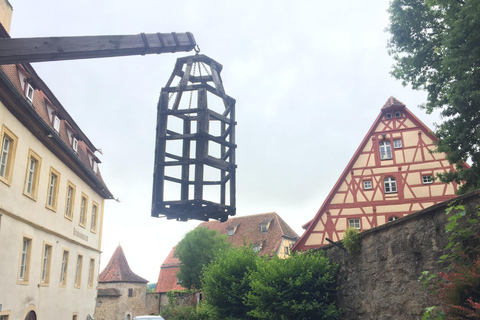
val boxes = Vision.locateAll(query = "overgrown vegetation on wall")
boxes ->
[421,203,480,319]
[342,227,361,254]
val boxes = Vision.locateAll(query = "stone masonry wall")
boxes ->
[321,189,480,320]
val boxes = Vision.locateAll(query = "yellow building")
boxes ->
[0,3,113,320]
[293,97,459,251]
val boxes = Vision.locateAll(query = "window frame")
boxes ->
[422,175,433,184]
[25,83,34,103]
[74,253,83,288]
[40,241,53,286]
[384,177,397,194]
[0,312,11,320]
[363,180,372,190]
[23,149,42,200]
[348,218,361,230]
[87,258,95,288]
[393,139,402,149]
[379,141,392,160]
[72,137,78,153]
[46,167,61,211]
[386,113,392,119]
[60,249,69,287]
[0,125,18,186]
[79,193,88,228]
[64,181,76,220]
[90,201,99,233]
[18,236,33,284]
[394,111,401,118]
[53,115,61,132]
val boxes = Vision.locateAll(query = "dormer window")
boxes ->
[227,228,234,236]
[53,116,60,132]
[25,83,34,103]
[92,160,98,173]
[72,137,78,152]
[260,223,269,233]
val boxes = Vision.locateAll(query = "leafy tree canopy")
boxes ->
[387,0,480,193]
[174,227,231,290]
[246,251,341,320]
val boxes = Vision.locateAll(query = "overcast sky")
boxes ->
[8,0,440,282]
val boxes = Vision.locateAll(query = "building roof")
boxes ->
[0,30,113,199]
[199,212,299,256]
[98,245,148,283]
[155,213,299,293]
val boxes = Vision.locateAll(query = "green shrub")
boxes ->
[342,227,361,254]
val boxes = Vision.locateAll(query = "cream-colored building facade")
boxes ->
[0,3,113,320]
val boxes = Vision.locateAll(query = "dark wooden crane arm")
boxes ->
[0,32,196,65]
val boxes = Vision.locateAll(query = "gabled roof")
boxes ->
[98,245,148,283]
[154,246,184,294]
[199,212,299,256]
[292,97,442,251]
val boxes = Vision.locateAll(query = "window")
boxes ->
[25,83,34,103]
[41,242,52,285]
[91,202,99,232]
[60,249,69,286]
[128,288,133,297]
[72,315,78,320]
[395,111,401,118]
[422,175,433,184]
[65,182,76,220]
[53,115,60,132]
[79,194,88,227]
[46,167,60,211]
[284,246,290,254]
[388,216,399,222]
[18,237,32,283]
[363,180,372,190]
[393,139,402,149]
[0,126,18,185]
[227,228,234,236]
[348,218,361,230]
[384,177,397,193]
[253,244,260,252]
[23,150,42,199]
[87,258,95,288]
[92,160,98,174]
[75,254,83,288]
[0,313,10,320]
[379,141,392,160]
[260,221,271,233]
[386,113,392,119]
[72,137,78,152]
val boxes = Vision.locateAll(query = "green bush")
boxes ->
[342,227,361,254]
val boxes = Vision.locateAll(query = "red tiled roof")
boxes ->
[98,245,148,283]
[155,247,184,293]
[381,96,405,110]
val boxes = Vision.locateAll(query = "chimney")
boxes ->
[0,0,13,34]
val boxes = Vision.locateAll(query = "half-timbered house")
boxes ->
[293,97,459,251]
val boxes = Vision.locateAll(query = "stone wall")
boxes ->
[322,189,480,320]
[146,292,160,315]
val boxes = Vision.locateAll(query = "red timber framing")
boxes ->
[292,97,459,252]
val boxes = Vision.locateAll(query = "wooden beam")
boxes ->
[0,32,196,65]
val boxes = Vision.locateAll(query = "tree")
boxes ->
[387,0,480,194]
[246,251,341,320]
[201,245,260,320]
[175,227,231,290]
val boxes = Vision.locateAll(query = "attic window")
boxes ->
[25,83,34,103]
[227,228,234,236]
[386,113,392,120]
[72,137,78,152]
[53,116,60,132]
[253,244,260,252]
[260,223,269,233]
[92,160,98,173]
[395,111,401,118]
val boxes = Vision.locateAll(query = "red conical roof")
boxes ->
[98,245,148,283]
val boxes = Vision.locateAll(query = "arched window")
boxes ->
[379,141,392,160]
[384,177,397,193]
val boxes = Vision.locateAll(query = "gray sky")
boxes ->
[9,0,439,282]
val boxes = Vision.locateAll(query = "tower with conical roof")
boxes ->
[94,245,158,320]
[293,97,460,251]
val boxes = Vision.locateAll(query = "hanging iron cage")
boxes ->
[151,54,236,222]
